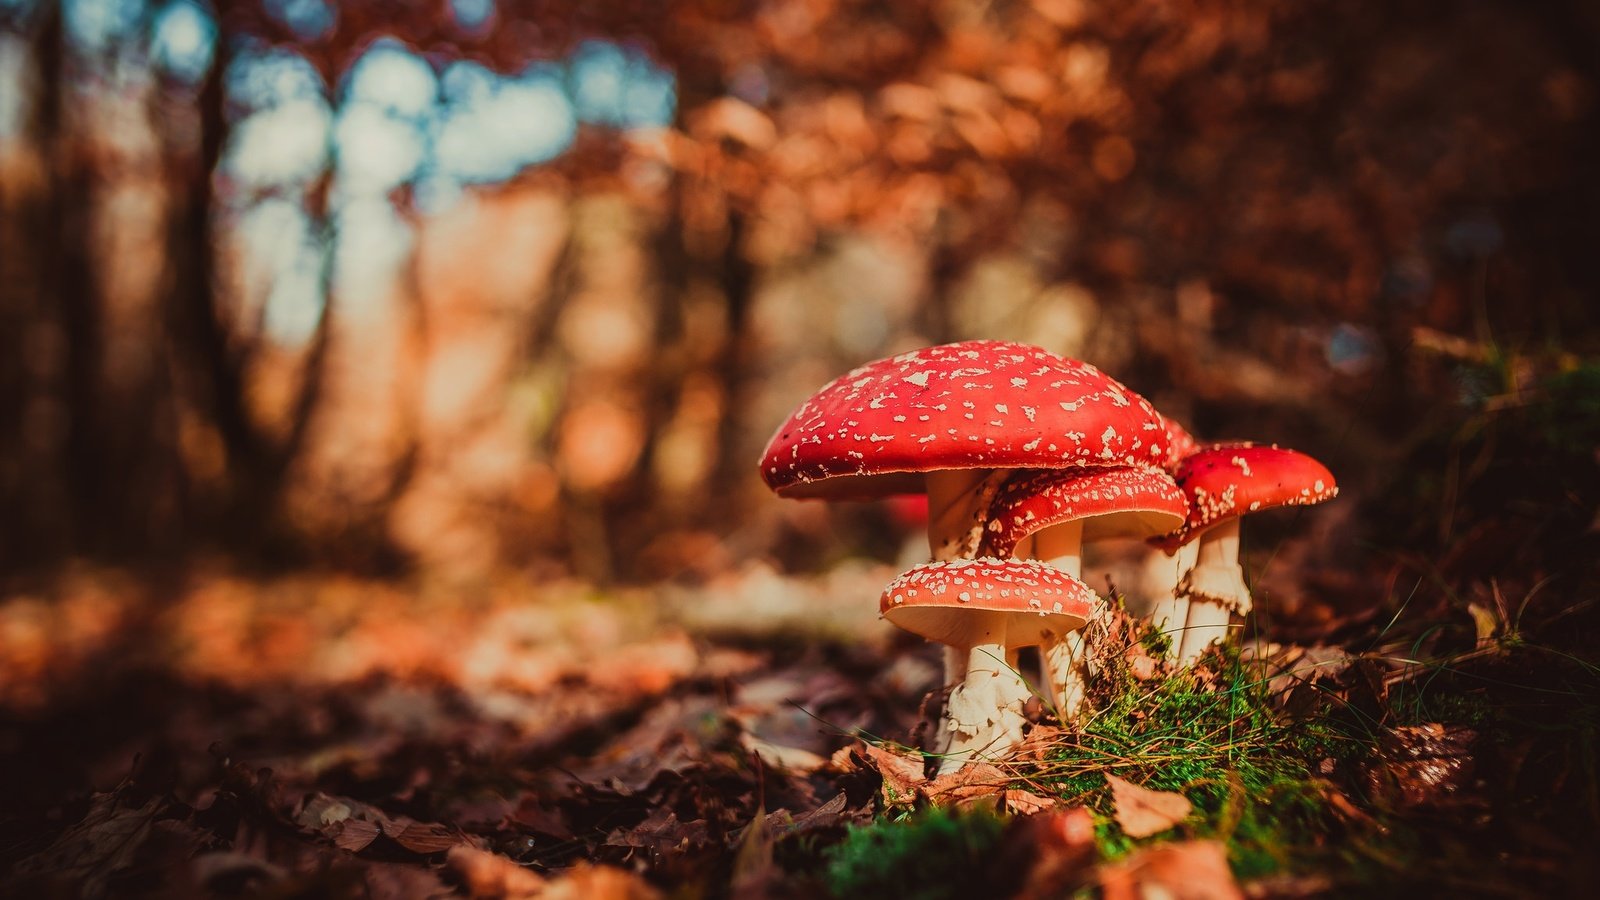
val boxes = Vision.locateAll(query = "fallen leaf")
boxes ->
[604,807,712,856]
[1014,725,1069,762]
[538,863,662,900]
[332,818,381,852]
[1101,840,1242,900]
[788,791,851,833]
[382,818,463,854]
[922,762,1010,809]
[447,845,545,899]
[1013,807,1098,899]
[739,733,828,774]
[191,852,287,893]
[1363,723,1479,809]
[11,793,163,897]
[729,807,777,897]
[360,860,455,900]
[1106,774,1192,838]
[1003,789,1058,815]
[857,743,926,806]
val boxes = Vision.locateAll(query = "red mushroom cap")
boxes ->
[880,558,1098,646]
[981,466,1189,557]
[1160,417,1202,470]
[760,341,1168,500]
[1155,445,1338,548]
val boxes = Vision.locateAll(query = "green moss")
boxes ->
[823,807,1007,900]
[1036,645,1367,880]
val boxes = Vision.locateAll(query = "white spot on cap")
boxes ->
[905,371,930,387]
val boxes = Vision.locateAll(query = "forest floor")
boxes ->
[1,540,1596,899]
[3,350,1598,900]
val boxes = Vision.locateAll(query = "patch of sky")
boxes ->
[439,59,497,105]
[334,101,425,195]
[332,42,434,196]
[433,62,575,183]
[226,45,324,113]
[226,96,331,187]
[149,0,216,83]
[448,0,494,31]
[343,40,437,119]
[264,0,334,42]
[569,39,675,128]
[223,37,677,341]
[63,0,143,54]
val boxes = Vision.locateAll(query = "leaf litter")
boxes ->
[1,549,1597,896]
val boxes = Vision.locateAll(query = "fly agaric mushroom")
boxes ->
[759,340,1169,754]
[881,558,1097,773]
[1160,415,1203,470]
[1155,445,1338,664]
[980,467,1188,716]
[1142,416,1204,658]
[759,339,1170,560]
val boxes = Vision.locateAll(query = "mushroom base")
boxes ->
[1146,541,1200,663]
[936,611,1032,776]
[1175,519,1250,664]
[1041,630,1088,720]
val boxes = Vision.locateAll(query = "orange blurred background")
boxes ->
[2,0,1596,587]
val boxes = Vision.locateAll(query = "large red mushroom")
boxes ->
[759,340,1170,759]
[760,339,1170,557]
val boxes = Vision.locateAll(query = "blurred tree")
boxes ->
[1,0,1596,578]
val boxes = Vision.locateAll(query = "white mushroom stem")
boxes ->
[924,468,1022,760]
[937,610,1029,776]
[1147,540,1200,663]
[1033,519,1088,719]
[1175,518,1251,664]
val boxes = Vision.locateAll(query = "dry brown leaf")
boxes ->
[858,744,926,806]
[1106,774,1192,838]
[739,733,828,774]
[331,818,381,852]
[382,819,463,854]
[447,846,545,899]
[1003,789,1058,815]
[1101,840,1242,900]
[537,863,662,900]
[1014,725,1069,762]
[828,745,860,772]
[1014,807,1099,899]
[10,794,163,896]
[922,762,1009,809]
[789,792,852,832]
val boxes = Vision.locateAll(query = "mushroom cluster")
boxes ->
[758,340,1337,771]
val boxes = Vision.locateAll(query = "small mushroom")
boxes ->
[981,467,1188,716]
[1155,445,1339,664]
[881,558,1097,773]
